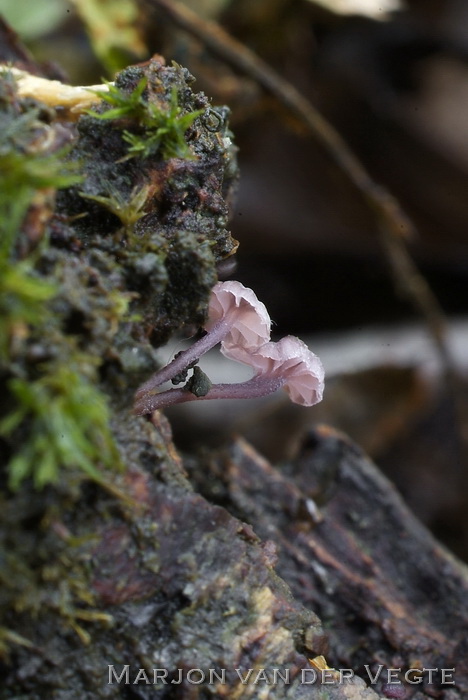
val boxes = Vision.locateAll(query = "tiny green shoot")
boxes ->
[88,77,203,160]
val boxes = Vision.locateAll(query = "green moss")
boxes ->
[0,73,76,364]
[0,55,239,669]
[1,364,121,490]
[79,183,150,239]
[0,70,81,256]
[88,77,203,161]
[58,57,237,343]
[0,73,125,492]
[0,263,56,362]
[88,76,148,120]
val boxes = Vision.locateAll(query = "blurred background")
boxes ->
[2,0,468,559]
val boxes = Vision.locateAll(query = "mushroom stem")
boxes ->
[134,311,237,400]
[134,374,284,414]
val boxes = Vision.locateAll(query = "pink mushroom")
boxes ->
[205,281,271,357]
[228,335,325,407]
[134,281,271,404]
[134,316,324,415]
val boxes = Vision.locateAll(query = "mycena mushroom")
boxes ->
[225,335,325,407]
[134,281,271,402]
[134,282,324,415]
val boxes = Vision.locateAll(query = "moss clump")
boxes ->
[0,71,122,491]
[56,55,237,343]
[0,262,56,362]
[0,53,239,665]
[0,71,132,654]
[0,71,80,256]
[88,76,203,161]
[1,365,121,490]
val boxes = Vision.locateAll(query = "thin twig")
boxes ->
[142,0,453,370]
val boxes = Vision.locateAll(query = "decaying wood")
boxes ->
[1,413,380,699]
[191,426,468,699]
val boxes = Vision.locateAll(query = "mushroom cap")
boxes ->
[205,281,271,356]
[227,335,325,407]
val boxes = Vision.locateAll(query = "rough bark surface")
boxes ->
[1,414,380,700]
[190,427,468,699]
